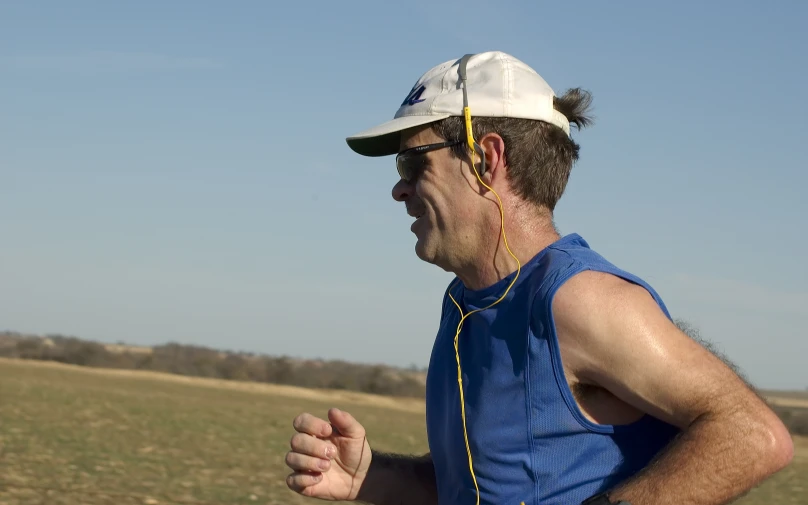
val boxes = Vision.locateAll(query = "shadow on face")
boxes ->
[390,126,484,269]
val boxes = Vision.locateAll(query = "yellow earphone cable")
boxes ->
[446,102,523,505]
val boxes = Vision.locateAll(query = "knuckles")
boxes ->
[289,432,307,450]
[286,471,322,493]
[292,412,309,431]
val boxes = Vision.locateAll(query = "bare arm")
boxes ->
[356,451,438,505]
[552,271,794,505]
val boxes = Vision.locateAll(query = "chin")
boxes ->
[414,238,435,264]
[415,239,447,269]
[414,240,429,261]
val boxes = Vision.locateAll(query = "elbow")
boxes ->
[771,424,794,472]
[758,412,794,476]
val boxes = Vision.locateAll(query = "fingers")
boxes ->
[286,450,332,473]
[286,470,323,494]
[328,408,366,439]
[286,409,365,499]
[285,432,334,496]
[293,412,333,438]
[290,432,337,459]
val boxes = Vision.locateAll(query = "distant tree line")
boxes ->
[0,332,426,398]
[1,326,805,436]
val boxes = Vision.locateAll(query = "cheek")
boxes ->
[416,179,444,210]
[416,168,467,219]
[413,173,435,201]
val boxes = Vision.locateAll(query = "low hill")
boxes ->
[2,330,805,435]
[0,331,427,398]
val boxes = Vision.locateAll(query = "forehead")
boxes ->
[399,125,443,153]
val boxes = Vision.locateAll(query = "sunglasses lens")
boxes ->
[396,158,410,181]
[396,155,425,182]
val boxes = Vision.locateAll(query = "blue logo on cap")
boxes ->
[401,84,426,106]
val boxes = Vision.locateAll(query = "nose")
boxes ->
[392,179,412,202]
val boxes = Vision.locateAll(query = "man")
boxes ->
[284,51,793,505]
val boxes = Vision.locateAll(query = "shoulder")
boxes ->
[548,269,747,429]
[533,235,647,307]
[552,269,661,324]
[550,269,676,381]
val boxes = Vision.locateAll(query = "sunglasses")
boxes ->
[395,140,463,183]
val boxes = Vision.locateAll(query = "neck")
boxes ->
[454,205,560,291]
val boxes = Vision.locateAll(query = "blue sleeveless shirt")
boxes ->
[425,233,680,505]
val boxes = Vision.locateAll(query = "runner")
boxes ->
[285,51,793,505]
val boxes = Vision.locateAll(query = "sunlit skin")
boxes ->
[285,124,795,505]
[391,125,559,292]
[389,127,662,427]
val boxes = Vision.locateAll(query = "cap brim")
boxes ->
[345,113,452,157]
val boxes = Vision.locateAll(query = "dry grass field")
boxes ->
[1,358,806,505]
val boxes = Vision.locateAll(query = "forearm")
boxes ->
[604,406,793,505]
[356,451,438,505]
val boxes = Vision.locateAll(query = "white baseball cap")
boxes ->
[346,51,570,157]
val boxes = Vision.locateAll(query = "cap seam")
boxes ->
[503,53,512,116]
[431,60,454,115]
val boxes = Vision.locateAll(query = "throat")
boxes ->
[456,226,560,291]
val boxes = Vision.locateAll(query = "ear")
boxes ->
[477,132,506,186]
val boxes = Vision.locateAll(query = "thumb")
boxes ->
[328,408,365,439]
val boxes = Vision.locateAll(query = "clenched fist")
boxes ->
[285,408,373,501]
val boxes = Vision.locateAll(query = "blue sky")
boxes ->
[1,0,806,390]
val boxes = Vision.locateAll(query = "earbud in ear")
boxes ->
[473,142,487,177]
